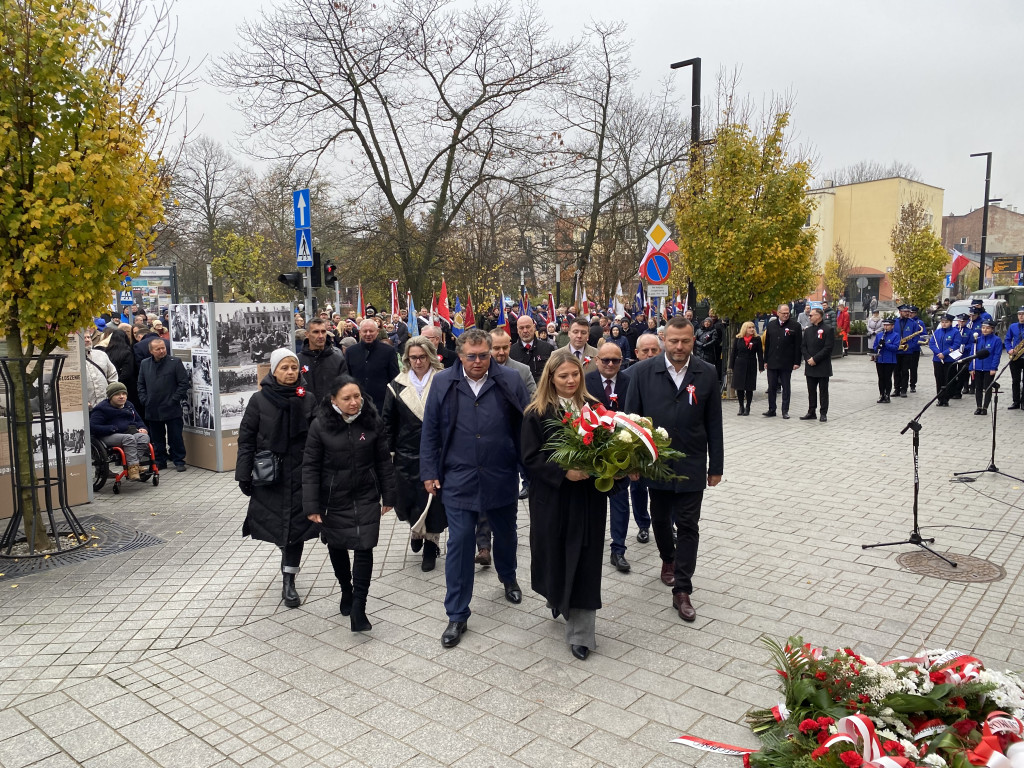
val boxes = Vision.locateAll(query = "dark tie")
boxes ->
[604,379,613,400]
[575,350,582,360]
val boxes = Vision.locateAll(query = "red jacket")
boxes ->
[836,308,850,335]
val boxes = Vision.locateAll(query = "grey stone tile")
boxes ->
[0,728,60,768]
[149,735,228,768]
[50,720,126,762]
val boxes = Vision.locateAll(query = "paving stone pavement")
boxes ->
[0,355,1022,767]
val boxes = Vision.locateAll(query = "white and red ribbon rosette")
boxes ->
[686,383,697,405]
[572,403,659,460]
[822,714,916,768]
[968,711,1024,768]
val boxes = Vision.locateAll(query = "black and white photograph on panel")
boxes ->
[191,390,215,431]
[215,303,292,366]
[220,389,257,432]
[191,352,212,391]
[171,304,210,350]
[219,365,258,394]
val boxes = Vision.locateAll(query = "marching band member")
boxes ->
[1003,306,1024,410]
[893,304,923,397]
[953,313,971,398]
[963,300,989,394]
[972,319,1003,415]
[872,317,900,403]
[928,313,961,407]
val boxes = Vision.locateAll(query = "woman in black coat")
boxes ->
[522,348,613,661]
[381,336,447,571]
[303,376,397,632]
[693,317,718,366]
[236,348,318,609]
[729,321,764,416]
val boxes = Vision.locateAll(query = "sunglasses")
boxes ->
[598,358,621,364]
[461,353,489,362]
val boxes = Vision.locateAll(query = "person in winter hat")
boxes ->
[236,348,318,609]
[89,382,150,480]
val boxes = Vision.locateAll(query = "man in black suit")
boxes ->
[509,315,553,383]
[762,304,803,419]
[623,316,724,622]
[422,325,457,369]
[585,342,633,573]
[344,319,401,411]
[800,308,834,422]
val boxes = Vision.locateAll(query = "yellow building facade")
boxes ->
[805,177,944,304]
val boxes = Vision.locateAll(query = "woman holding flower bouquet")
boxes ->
[522,348,613,661]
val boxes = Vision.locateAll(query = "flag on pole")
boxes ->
[390,280,400,317]
[519,293,526,318]
[356,282,364,316]
[407,291,417,334]
[438,279,451,323]
[548,292,556,325]
[634,282,645,315]
[452,295,464,337]
[581,285,588,312]
[674,291,683,315]
[950,248,970,282]
[429,291,437,327]
[465,289,476,329]
[497,294,510,335]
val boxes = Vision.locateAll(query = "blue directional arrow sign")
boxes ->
[293,189,313,267]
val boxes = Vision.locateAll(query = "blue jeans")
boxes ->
[445,503,517,622]
[629,478,651,529]
[609,488,629,555]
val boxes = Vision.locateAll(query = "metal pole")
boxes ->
[335,282,341,317]
[207,263,214,303]
[670,57,701,148]
[555,264,561,309]
[970,152,993,291]
[305,267,314,318]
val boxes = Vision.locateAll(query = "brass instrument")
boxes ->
[898,327,924,352]
[1011,336,1024,361]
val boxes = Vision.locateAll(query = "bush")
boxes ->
[849,320,868,335]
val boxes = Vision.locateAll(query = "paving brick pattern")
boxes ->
[0,356,1022,767]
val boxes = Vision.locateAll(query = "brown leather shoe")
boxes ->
[673,592,696,622]
[660,561,675,586]
[474,549,491,567]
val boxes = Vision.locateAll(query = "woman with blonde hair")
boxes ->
[382,336,448,571]
[729,320,764,416]
[521,348,614,661]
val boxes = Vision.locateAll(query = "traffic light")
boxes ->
[278,272,304,292]
[310,250,322,288]
[323,259,338,286]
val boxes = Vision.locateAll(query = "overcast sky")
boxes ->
[172,0,1023,216]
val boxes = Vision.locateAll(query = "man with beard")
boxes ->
[345,319,400,412]
[298,318,348,403]
[510,315,554,383]
[762,304,803,419]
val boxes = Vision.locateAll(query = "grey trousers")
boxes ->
[102,433,151,466]
[564,608,596,650]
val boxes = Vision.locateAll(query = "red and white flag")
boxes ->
[438,279,452,323]
[950,248,970,282]
[389,280,400,317]
[548,292,556,325]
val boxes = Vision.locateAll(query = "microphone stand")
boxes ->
[952,356,1024,484]
[862,367,960,568]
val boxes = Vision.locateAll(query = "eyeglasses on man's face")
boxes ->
[461,353,488,362]
[598,357,621,365]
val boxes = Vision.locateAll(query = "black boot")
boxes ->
[282,573,300,608]
[350,599,372,632]
[339,588,353,616]
[422,540,438,572]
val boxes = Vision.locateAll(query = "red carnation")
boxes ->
[952,720,978,739]
[799,719,819,734]
[947,697,967,710]
[816,670,828,681]
[859,694,871,704]
[811,746,830,760]
[582,432,594,445]
[929,671,946,684]
[816,717,835,728]
[882,741,905,757]
[840,751,864,768]
[561,413,571,424]
[817,732,830,745]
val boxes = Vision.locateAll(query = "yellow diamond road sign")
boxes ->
[646,219,671,250]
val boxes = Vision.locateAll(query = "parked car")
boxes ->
[944,298,1011,337]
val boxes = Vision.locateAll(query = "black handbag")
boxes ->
[251,450,282,486]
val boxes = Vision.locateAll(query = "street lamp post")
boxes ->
[969,152,999,291]
[669,57,701,148]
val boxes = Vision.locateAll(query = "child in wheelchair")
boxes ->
[90,382,151,481]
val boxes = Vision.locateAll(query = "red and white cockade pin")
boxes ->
[686,384,697,405]
[296,386,306,397]
[301,365,310,373]
[817,329,823,339]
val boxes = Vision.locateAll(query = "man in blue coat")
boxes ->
[420,328,530,648]
[623,316,724,623]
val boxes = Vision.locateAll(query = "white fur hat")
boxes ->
[270,347,299,374]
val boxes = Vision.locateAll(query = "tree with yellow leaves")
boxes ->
[0,0,170,549]
[890,199,946,311]
[671,111,817,328]
[823,242,854,305]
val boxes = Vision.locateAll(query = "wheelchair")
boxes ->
[91,436,160,494]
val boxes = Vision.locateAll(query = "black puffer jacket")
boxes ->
[236,377,318,547]
[302,400,397,550]
[297,341,348,403]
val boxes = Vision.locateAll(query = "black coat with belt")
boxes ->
[801,323,834,378]
[344,340,400,411]
[584,369,631,411]
[236,379,319,548]
[763,317,803,370]
[381,371,447,533]
[622,354,724,492]
[302,401,397,551]
[522,407,608,615]
[729,337,764,391]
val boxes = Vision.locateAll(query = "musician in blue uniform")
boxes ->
[872,317,900,403]
[972,319,1003,415]
[963,300,990,394]
[953,313,972,398]
[893,305,923,397]
[1003,307,1024,409]
[928,313,961,407]
[908,305,926,392]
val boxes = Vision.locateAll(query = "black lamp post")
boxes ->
[969,152,1002,291]
[669,57,701,148]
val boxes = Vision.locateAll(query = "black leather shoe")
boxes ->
[910,386,916,393]
[571,645,589,660]
[899,392,908,398]
[762,411,776,417]
[798,413,816,420]
[877,397,886,403]
[175,464,186,472]
[441,621,467,648]
[819,415,827,422]
[410,537,423,553]
[503,580,522,604]
[1008,403,1021,410]
[421,541,438,572]
[518,484,530,500]
[974,408,985,415]
[610,552,630,573]
[781,413,790,419]
[636,528,649,544]
[282,573,300,609]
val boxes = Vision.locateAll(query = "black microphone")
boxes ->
[973,348,991,361]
